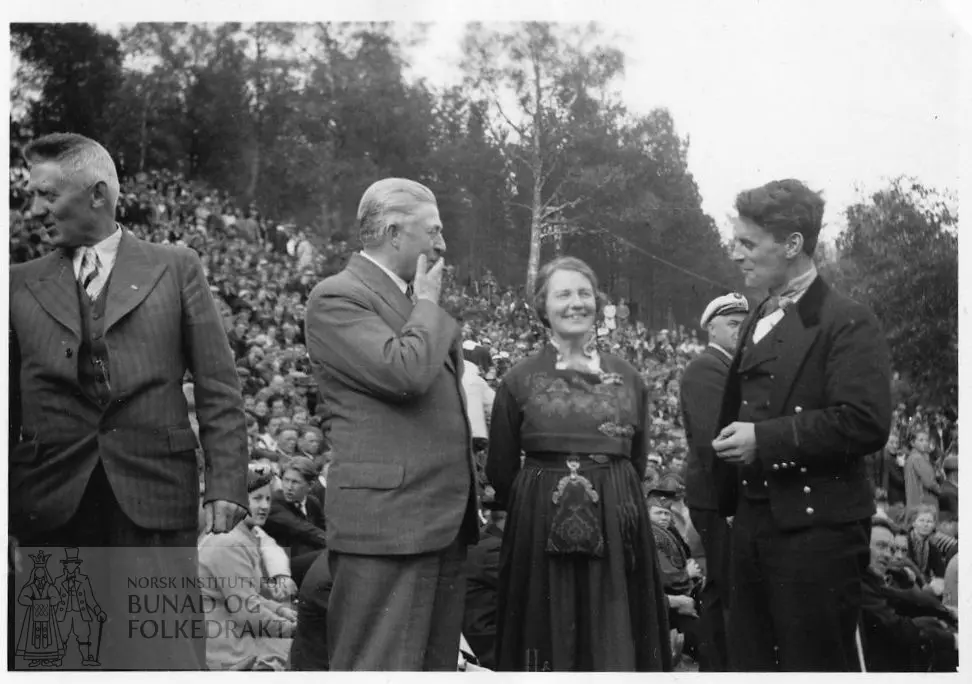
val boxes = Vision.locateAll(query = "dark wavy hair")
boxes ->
[735,179,824,256]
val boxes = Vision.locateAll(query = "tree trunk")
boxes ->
[525,51,545,295]
[138,88,151,173]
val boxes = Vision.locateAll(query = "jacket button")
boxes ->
[800,467,808,474]
[772,464,780,471]
[803,486,811,494]
[742,479,748,486]
[806,507,814,515]
[763,480,769,487]
[795,406,803,413]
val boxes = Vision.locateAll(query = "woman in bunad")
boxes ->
[486,256,672,672]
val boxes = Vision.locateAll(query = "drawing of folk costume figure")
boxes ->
[16,550,66,667]
[53,548,107,666]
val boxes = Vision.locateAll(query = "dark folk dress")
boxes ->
[486,346,672,671]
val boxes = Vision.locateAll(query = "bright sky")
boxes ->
[7,0,972,244]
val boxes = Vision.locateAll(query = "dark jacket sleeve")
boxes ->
[9,323,22,449]
[680,353,727,508]
[179,248,249,510]
[264,499,328,552]
[485,379,523,510]
[754,302,892,470]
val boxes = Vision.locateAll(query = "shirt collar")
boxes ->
[73,225,123,277]
[774,264,818,308]
[549,333,602,374]
[359,251,408,294]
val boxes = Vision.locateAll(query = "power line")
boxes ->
[589,225,736,291]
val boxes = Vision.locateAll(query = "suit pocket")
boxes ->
[168,427,200,453]
[335,462,405,490]
[10,441,38,465]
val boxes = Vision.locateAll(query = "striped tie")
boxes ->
[78,248,102,299]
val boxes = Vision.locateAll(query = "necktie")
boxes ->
[78,248,102,299]
[405,283,415,303]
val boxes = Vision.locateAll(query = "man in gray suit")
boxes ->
[305,178,479,670]
[9,133,248,668]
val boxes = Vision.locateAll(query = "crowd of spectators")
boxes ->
[9,168,958,671]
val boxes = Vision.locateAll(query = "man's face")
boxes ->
[912,431,931,455]
[270,400,287,418]
[731,216,791,292]
[708,313,747,353]
[26,161,98,248]
[891,534,910,562]
[396,201,446,282]
[870,526,894,575]
[298,431,321,455]
[277,429,298,455]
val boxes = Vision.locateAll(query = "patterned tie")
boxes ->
[78,248,102,299]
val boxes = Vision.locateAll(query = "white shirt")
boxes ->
[359,251,408,294]
[72,226,123,299]
[752,265,818,344]
[462,360,496,440]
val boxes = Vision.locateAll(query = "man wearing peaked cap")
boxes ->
[677,292,748,671]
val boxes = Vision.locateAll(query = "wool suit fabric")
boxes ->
[304,253,479,670]
[10,230,249,669]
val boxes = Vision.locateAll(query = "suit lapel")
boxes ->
[25,252,82,339]
[103,231,168,333]
[347,254,412,324]
[766,276,828,413]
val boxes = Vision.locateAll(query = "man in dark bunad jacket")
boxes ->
[680,292,749,671]
[712,179,892,671]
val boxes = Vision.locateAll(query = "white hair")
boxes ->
[24,133,120,211]
[357,178,436,248]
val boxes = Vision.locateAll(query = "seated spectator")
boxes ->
[198,464,298,670]
[275,423,300,457]
[930,512,958,564]
[942,553,958,611]
[906,504,947,593]
[462,506,505,670]
[860,516,957,672]
[297,426,324,459]
[263,457,327,587]
[937,454,958,519]
[289,552,333,671]
[647,488,703,665]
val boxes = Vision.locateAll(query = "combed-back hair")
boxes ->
[735,179,824,256]
[357,178,436,248]
[23,132,120,210]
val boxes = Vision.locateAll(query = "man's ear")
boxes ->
[90,180,111,210]
[785,232,805,259]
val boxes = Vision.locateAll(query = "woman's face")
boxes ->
[281,469,310,503]
[247,485,272,526]
[913,512,936,537]
[886,433,899,453]
[649,505,671,527]
[253,401,269,418]
[913,432,931,455]
[544,269,596,341]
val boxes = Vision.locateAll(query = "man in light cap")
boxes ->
[678,292,748,671]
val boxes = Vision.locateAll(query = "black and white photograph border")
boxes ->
[3,0,971,678]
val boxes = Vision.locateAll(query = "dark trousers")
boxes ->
[688,508,731,671]
[727,499,869,671]
[326,537,467,671]
[15,462,203,670]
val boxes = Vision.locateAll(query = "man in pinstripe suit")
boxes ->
[9,134,249,668]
